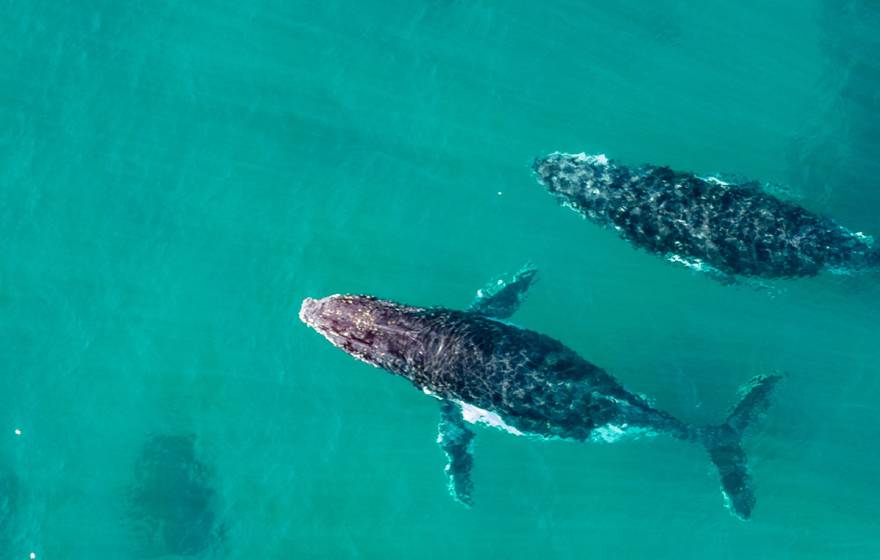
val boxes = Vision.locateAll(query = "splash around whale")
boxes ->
[533,152,879,281]
[299,266,782,519]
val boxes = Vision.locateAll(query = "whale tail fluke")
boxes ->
[700,373,783,520]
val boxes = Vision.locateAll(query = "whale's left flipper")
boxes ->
[468,263,538,319]
[700,374,783,520]
[437,401,476,507]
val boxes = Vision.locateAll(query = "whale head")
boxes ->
[299,295,426,372]
[533,152,613,200]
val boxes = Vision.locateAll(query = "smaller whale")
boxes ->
[533,152,879,281]
[300,267,782,519]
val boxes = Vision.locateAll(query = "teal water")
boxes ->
[2,1,879,558]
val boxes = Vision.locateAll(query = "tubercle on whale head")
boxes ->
[299,295,425,372]
[532,152,612,199]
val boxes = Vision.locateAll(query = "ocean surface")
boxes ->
[2,1,879,558]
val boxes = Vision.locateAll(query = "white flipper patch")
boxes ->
[457,402,524,436]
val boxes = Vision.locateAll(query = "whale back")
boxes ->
[409,309,683,440]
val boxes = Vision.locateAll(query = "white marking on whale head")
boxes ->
[457,402,523,436]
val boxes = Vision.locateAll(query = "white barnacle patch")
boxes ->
[457,402,523,436]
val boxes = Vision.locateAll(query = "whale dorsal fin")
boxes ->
[437,401,476,507]
[467,263,538,320]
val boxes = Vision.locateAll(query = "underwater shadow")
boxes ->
[127,434,225,558]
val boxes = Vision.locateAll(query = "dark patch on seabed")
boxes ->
[127,434,224,557]
[0,467,20,545]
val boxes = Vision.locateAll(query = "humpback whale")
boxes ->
[299,266,781,519]
[533,153,879,281]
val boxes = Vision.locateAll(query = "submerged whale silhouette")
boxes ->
[299,267,781,519]
[534,153,878,281]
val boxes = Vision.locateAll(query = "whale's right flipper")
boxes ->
[467,263,538,319]
[700,373,783,520]
[437,401,476,507]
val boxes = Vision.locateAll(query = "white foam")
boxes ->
[699,175,730,186]
[721,489,734,514]
[572,152,609,166]
[668,254,706,272]
[590,423,656,443]
[828,266,855,276]
[457,402,523,436]
[853,231,874,246]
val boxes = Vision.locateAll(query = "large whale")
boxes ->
[299,267,781,519]
[533,153,878,281]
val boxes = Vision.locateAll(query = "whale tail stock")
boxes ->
[698,373,783,520]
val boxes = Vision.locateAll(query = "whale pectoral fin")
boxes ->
[437,401,476,507]
[467,263,538,320]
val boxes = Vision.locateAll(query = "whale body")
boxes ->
[299,267,781,519]
[533,153,878,280]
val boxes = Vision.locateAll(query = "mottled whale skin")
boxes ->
[299,273,781,519]
[534,152,878,279]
